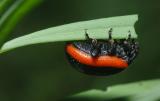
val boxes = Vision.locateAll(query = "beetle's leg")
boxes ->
[107,28,116,55]
[108,28,114,44]
[85,29,97,46]
[123,31,132,45]
[85,29,91,40]
[127,31,131,41]
[84,29,100,57]
[108,28,113,40]
[128,31,139,63]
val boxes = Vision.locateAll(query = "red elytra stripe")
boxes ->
[66,44,128,68]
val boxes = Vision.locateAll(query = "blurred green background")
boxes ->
[0,0,160,101]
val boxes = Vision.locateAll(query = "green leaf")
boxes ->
[0,0,42,47]
[0,15,138,53]
[68,79,160,101]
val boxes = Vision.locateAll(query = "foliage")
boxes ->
[0,15,138,53]
[0,0,42,47]
[68,79,160,101]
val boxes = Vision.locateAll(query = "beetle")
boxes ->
[65,28,139,76]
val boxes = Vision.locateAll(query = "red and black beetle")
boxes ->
[65,28,139,76]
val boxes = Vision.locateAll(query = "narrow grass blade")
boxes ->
[0,0,42,46]
[0,15,138,53]
[0,0,12,14]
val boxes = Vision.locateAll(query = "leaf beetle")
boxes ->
[65,28,139,76]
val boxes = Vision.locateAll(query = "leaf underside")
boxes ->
[68,79,160,101]
[0,15,138,53]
